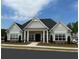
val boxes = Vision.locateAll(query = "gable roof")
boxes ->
[50,22,72,31]
[7,22,23,32]
[8,18,71,31]
[22,19,57,29]
[14,19,71,31]
[22,20,31,28]
[40,19,57,29]
[15,23,23,30]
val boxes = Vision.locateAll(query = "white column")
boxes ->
[24,31,26,43]
[21,33,22,41]
[43,30,45,43]
[47,31,48,43]
[53,34,55,41]
[27,30,29,42]
[34,34,35,41]
[66,34,68,42]
[41,34,42,41]
[7,33,10,40]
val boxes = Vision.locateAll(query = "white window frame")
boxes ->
[10,33,19,40]
[55,34,66,41]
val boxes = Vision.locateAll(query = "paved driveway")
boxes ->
[1,48,78,59]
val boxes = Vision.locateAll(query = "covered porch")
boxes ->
[24,28,49,43]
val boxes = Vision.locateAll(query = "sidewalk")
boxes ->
[1,43,78,52]
[26,42,39,46]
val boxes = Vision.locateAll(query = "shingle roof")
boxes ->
[22,20,31,28]
[40,19,57,29]
[16,23,23,30]
[16,19,57,30]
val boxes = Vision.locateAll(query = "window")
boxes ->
[55,34,65,41]
[10,34,18,40]
[55,34,59,40]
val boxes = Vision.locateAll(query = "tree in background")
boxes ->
[67,21,78,44]
[67,21,78,34]
[1,29,7,42]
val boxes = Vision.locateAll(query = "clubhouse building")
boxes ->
[6,18,72,43]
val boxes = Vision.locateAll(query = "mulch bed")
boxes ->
[1,41,30,45]
[38,42,78,48]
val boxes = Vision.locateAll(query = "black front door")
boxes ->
[67,36,70,44]
[35,34,40,42]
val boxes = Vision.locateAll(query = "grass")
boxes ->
[2,45,77,52]
[38,42,78,48]
[1,41,30,45]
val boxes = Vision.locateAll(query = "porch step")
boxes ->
[26,42,39,46]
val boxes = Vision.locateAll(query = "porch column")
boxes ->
[41,34,42,41]
[7,33,10,40]
[34,34,35,41]
[24,31,26,43]
[43,30,45,43]
[27,30,29,42]
[47,30,48,43]
[21,33,22,41]
[66,34,68,42]
[53,34,55,41]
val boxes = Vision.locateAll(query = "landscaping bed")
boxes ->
[38,42,78,48]
[1,41,30,45]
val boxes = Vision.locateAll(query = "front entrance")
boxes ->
[67,36,70,44]
[35,34,41,42]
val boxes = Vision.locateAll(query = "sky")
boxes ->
[1,0,78,29]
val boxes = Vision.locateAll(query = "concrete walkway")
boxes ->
[1,43,78,49]
[1,43,78,52]
[26,42,39,46]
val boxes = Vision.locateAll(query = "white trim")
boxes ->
[6,22,23,32]
[43,30,45,43]
[60,22,72,31]
[24,31,26,43]
[34,34,35,41]
[27,30,29,42]
[41,33,42,41]
[50,23,58,31]
[46,30,48,43]
[50,22,72,32]
[39,19,49,29]
[23,18,49,30]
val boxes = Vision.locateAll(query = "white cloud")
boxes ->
[1,15,23,21]
[2,0,57,21]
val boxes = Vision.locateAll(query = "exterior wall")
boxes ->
[7,20,71,43]
[28,21,45,28]
[50,32,55,41]
[50,23,71,42]
[53,24,67,33]
[25,20,47,29]
[7,24,23,41]
[7,32,10,40]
